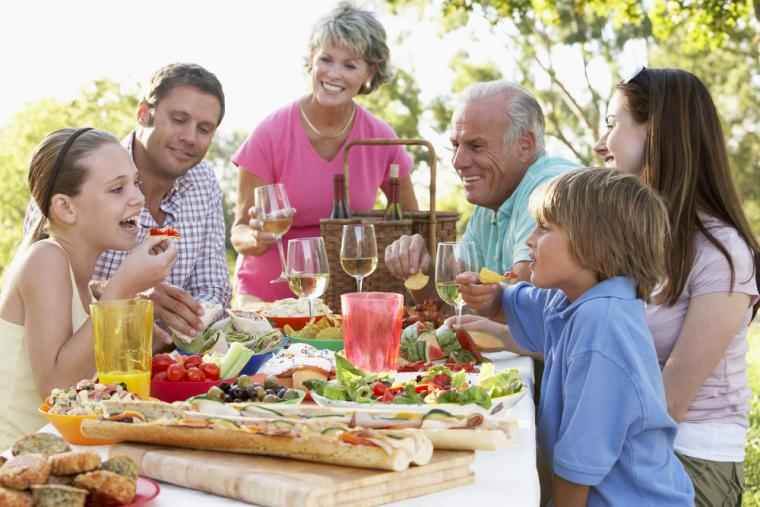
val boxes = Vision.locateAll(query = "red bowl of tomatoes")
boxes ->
[150,353,229,403]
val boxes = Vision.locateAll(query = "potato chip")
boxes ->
[479,267,505,284]
[404,271,429,291]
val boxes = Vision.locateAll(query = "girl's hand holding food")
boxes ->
[105,235,177,299]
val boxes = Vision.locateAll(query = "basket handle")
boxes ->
[342,138,438,258]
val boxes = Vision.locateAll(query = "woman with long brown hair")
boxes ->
[594,67,760,505]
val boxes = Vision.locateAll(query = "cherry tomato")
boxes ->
[184,355,203,369]
[152,353,174,374]
[166,363,186,382]
[380,389,395,403]
[372,381,387,397]
[199,363,220,381]
[185,367,206,382]
[153,371,168,382]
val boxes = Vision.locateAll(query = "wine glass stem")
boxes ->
[307,298,314,319]
[356,276,363,293]
[456,304,464,328]
[276,238,287,276]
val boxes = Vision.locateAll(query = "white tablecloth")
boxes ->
[29,352,539,506]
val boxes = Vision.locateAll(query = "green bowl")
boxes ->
[287,336,344,352]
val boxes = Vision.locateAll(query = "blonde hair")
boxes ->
[27,128,120,244]
[529,167,670,301]
[305,2,392,94]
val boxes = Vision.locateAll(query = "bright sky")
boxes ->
[0,0,463,133]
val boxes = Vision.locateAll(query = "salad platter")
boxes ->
[304,355,525,417]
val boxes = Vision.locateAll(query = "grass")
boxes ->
[745,324,760,505]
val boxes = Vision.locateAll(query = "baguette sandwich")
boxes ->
[187,399,518,451]
[81,401,431,472]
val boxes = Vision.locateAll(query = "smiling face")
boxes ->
[593,90,648,175]
[135,84,221,182]
[450,94,532,211]
[310,41,373,107]
[67,143,145,252]
[525,222,597,302]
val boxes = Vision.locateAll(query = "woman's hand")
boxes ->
[105,235,177,299]
[457,272,503,318]
[231,207,277,256]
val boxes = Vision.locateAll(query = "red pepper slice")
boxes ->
[149,227,181,238]
[415,384,431,393]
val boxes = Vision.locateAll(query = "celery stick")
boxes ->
[220,342,254,378]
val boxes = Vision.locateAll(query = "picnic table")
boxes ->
[23,351,539,506]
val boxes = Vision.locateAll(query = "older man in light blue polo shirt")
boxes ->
[385,80,578,304]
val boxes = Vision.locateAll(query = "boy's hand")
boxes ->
[457,271,503,318]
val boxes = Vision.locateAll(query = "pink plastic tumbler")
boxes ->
[341,292,404,372]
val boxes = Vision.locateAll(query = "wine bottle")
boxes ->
[330,173,351,219]
[384,164,403,221]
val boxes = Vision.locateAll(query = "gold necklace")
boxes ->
[300,100,356,139]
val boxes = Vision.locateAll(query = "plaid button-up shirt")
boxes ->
[24,133,231,308]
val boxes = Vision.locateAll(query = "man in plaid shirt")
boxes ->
[25,63,231,342]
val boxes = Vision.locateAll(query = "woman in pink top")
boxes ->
[594,67,760,506]
[230,3,418,303]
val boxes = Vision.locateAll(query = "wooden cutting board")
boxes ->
[110,444,474,506]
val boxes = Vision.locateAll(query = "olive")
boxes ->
[264,375,278,389]
[219,382,231,393]
[246,385,259,398]
[223,394,234,403]
[262,394,279,403]
[256,390,266,402]
[230,386,244,399]
[237,375,252,388]
[274,386,286,396]
[207,386,224,401]
[283,389,299,400]
[250,383,262,390]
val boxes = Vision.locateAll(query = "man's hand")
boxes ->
[457,271,503,318]
[384,234,431,279]
[147,283,205,338]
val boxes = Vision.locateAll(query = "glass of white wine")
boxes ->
[255,183,295,283]
[340,224,377,293]
[435,242,478,326]
[287,237,330,319]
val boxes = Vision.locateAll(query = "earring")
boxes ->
[365,79,372,90]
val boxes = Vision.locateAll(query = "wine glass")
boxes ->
[255,183,294,283]
[287,237,330,319]
[435,242,478,326]
[340,224,378,293]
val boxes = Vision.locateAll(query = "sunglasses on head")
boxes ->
[621,65,650,94]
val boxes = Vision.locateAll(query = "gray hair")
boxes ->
[457,81,546,156]
[305,2,393,95]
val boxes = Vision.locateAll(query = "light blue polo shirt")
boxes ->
[502,277,694,505]
[462,153,578,273]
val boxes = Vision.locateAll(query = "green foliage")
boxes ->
[746,325,760,503]
[0,80,139,277]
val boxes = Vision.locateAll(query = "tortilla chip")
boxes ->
[479,267,505,284]
[404,272,429,291]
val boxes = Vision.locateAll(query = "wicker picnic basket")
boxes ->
[320,138,458,312]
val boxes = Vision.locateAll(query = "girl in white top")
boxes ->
[0,128,177,447]
[594,67,760,505]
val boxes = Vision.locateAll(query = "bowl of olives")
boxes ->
[206,374,305,405]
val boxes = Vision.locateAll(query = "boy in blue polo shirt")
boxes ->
[460,168,694,505]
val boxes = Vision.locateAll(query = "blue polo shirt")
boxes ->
[462,153,577,273]
[503,277,694,506]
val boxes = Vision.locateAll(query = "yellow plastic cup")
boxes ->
[90,298,153,398]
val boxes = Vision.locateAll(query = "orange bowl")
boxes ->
[38,404,118,446]
[268,314,324,331]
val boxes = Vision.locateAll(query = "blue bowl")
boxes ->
[239,350,275,376]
